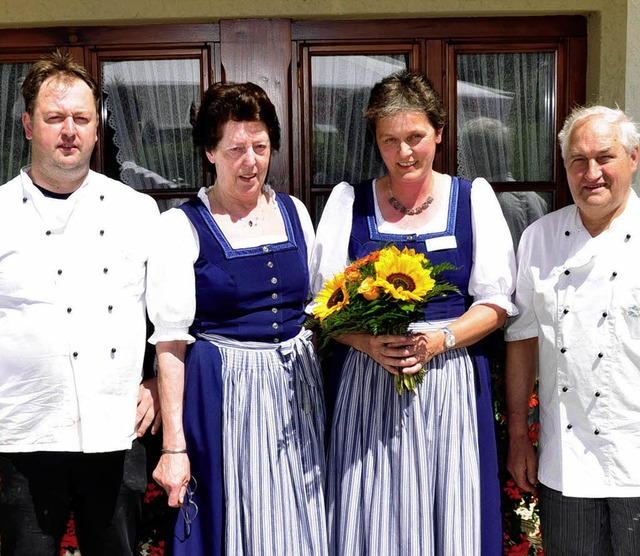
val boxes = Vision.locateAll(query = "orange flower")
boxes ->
[357,276,381,300]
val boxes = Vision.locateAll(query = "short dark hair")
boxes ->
[21,49,99,116]
[365,70,446,136]
[192,81,281,152]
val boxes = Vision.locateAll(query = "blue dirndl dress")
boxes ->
[325,177,502,555]
[167,193,327,556]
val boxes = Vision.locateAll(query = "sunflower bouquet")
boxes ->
[309,245,459,394]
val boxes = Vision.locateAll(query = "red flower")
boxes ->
[59,513,79,554]
[144,481,166,504]
[505,534,532,556]
[528,422,540,445]
[503,478,523,501]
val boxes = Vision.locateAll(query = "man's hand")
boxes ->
[136,377,161,436]
[507,423,538,492]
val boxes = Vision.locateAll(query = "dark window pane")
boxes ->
[457,52,555,183]
[0,63,31,183]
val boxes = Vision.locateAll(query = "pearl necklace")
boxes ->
[387,182,434,216]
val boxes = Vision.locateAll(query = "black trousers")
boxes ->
[0,441,147,556]
[539,483,640,556]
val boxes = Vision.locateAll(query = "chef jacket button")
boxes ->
[602,311,608,318]
[562,386,568,392]
[272,323,279,329]
[57,269,63,275]
[267,261,274,268]
[560,347,567,353]
[262,246,269,253]
[271,293,278,300]
[67,307,72,313]
[22,197,27,203]
[564,269,570,275]
[273,337,280,343]
[567,423,573,430]
[111,348,117,354]
[595,391,601,397]
[563,308,569,314]
[612,271,618,277]
[103,267,109,274]
[626,234,631,240]
[272,308,278,313]
[99,230,105,236]
[594,428,600,435]
[598,352,604,358]
[108,305,113,312]
[46,230,52,236]
[100,195,105,201]
[271,277,277,284]
[564,230,570,236]
[73,352,78,358]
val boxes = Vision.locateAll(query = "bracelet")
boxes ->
[161,448,188,454]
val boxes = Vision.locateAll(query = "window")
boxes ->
[0,17,587,237]
[294,18,585,237]
[98,54,207,211]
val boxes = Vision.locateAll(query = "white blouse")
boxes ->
[309,176,517,315]
[147,186,316,344]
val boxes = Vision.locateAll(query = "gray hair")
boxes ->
[558,105,639,162]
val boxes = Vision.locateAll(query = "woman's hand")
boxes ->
[153,453,191,507]
[338,331,445,375]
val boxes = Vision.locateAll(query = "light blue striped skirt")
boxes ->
[200,329,328,556]
[326,323,480,556]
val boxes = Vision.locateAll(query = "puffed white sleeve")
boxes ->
[146,207,199,344]
[468,177,519,316]
[504,224,539,341]
[290,195,316,274]
[308,182,355,298]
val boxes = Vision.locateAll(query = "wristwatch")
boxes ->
[441,327,456,350]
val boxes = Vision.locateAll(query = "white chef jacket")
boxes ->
[0,168,159,453]
[505,191,640,497]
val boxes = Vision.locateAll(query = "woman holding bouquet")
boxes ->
[311,70,517,555]
[147,82,327,555]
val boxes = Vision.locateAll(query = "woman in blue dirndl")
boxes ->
[311,70,517,555]
[148,82,327,556]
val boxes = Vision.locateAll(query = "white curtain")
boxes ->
[0,63,31,184]
[101,59,202,191]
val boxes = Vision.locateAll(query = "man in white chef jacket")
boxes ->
[0,50,160,555]
[505,105,640,555]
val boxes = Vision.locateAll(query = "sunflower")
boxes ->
[312,273,350,321]
[374,246,435,301]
